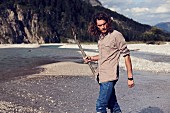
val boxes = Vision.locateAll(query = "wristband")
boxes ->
[86,56,91,60]
[128,78,133,80]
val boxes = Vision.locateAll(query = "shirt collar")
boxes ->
[99,32,110,40]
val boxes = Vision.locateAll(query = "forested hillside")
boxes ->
[0,0,169,44]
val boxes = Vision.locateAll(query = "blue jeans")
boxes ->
[96,81,121,113]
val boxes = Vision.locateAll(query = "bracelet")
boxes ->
[128,78,133,80]
[86,56,91,60]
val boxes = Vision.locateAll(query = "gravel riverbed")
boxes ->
[0,43,170,113]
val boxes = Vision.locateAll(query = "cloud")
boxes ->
[155,1,170,13]
[99,0,170,25]
[109,7,117,12]
[126,7,149,13]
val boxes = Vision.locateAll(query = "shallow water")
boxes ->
[130,51,170,63]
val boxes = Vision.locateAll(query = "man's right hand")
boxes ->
[83,56,92,63]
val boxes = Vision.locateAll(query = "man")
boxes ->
[84,12,135,113]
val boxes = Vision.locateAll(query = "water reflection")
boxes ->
[130,51,170,63]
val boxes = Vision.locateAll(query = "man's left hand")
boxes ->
[128,80,135,88]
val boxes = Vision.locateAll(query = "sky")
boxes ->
[99,0,170,26]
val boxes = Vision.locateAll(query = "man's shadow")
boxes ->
[139,106,164,113]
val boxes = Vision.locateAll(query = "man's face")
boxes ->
[96,19,107,34]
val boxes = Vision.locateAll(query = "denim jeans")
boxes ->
[96,81,121,113]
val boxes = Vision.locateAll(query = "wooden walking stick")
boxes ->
[71,27,95,76]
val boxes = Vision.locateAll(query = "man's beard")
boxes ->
[102,28,107,31]
[101,28,107,33]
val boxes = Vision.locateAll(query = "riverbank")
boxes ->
[0,43,170,79]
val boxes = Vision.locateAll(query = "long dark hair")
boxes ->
[88,12,113,36]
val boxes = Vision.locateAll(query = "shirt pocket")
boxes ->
[109,40,118,50]
[102,43,112,55]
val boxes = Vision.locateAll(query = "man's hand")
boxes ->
[128,80,135,88]
[83,56,92,63]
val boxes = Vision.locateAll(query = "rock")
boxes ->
[0,4,50,44]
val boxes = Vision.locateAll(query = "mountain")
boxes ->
[155,22,170,32]
[0,0,169,44]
